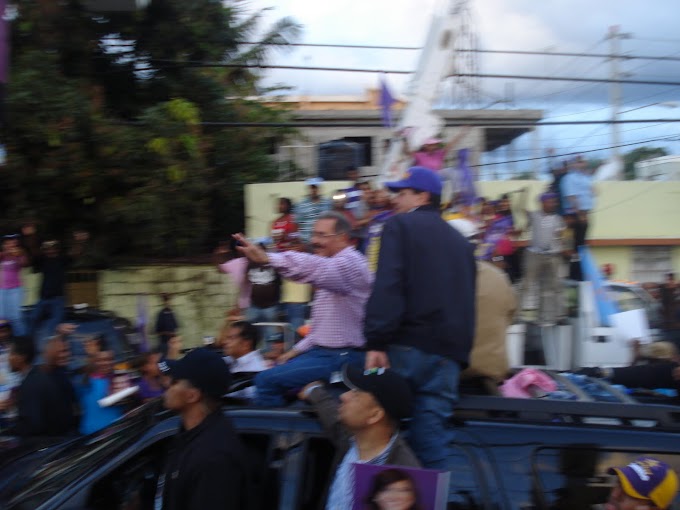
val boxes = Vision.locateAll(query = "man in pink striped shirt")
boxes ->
[234,211,372,407]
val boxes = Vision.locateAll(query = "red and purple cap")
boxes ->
[608,457,679,509]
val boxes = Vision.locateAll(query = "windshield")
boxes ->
[2,402,166,509]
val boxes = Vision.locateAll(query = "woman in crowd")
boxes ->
[0,234,30,336]
[134,351,164,402]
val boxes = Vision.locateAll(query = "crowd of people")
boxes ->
[0,150,677,509]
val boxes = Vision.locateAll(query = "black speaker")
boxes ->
[318,140,361,180]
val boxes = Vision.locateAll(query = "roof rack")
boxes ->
[456,395,680,431]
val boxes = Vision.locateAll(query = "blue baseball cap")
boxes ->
[385,166,442,196]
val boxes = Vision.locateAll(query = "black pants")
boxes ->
[567,213,589,281]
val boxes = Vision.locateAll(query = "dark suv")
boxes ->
[1,394,680,510]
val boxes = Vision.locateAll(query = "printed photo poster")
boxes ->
[353,463,451,510]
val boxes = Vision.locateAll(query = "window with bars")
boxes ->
[631,246,673,283]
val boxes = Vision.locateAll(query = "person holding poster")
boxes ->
[299,365,420,510]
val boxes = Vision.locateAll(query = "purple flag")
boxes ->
[457,148,477,205]
[378,74,396,128]
[136,294,149,353]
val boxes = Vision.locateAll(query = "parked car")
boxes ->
[1,389,680,510]
[22,305,137,368]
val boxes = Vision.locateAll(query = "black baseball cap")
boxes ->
[160,348,232,399]
[342,364,414,421]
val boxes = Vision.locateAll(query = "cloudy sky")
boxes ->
[246,0,680,176]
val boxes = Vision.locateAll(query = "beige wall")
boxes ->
[22,265,238,348]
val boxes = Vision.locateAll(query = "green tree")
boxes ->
[623,146,668,180]
[4,0,301,258]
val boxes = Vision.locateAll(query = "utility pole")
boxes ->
[606,25,632,179]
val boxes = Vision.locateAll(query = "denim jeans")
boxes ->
[387,344,460,470]
[246,305,279,342]
[0,287,25,336]
[29,296,65,339]
[283,303,307,335]
[254,347,365,407]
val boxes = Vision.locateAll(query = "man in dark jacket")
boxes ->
[299,365,419,510]
[158,348,247,510]
[364,166,476,470]
[6,336,78,436]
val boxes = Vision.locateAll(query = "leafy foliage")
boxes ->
[623,146,668,180]
[3,0,302,258]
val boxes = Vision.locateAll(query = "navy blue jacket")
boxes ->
[364,206,476,366]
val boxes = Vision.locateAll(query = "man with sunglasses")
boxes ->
[233,211,372,408]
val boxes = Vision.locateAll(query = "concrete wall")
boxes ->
[21,265,238,348]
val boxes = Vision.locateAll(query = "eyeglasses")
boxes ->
[310,231,342,239]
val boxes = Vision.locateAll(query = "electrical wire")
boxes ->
[470,135,677,168]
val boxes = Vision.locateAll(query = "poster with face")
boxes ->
[353,463,450,510]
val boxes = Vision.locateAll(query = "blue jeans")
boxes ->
[29,296,65,339]
[387,345,460,470]
[246,305,279,342]
[0,287,25,336]
[254,347,365,407]
[283,303,306,335]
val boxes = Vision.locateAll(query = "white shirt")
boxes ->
[224,350,267,373]
[223,350,267,400]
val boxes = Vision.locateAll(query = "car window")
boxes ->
[534,447,680,509]
[606,286,646,313]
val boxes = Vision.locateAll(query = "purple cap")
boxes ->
[608,457,679,509]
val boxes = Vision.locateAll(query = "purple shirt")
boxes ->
[0,255,26,289]
[269,247,372,353]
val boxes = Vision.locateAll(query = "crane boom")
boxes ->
[379,0,462,182]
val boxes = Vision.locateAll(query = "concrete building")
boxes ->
[636,155,680,181]
[261,89,543,180]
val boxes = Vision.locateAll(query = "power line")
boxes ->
[141,60,680,87]
[461,48,680,62]
[102,39,680,62]
[473,135,676,168]
[188,119,680,128]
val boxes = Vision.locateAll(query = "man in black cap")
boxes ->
[299,365,420,510]
[157,348,248,510]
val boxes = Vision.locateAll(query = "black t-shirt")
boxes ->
[247,263,281,309]
[34,254,72,299]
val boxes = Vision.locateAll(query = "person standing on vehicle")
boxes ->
[233,211,372,408]
[520,192,568,326]
[561,155,596,280]
[159,347,247,510]
[24,224,87,339]
[364,166,476,470]
[605,457,678,510]
[299,365,420,510]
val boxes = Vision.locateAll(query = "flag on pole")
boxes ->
[457,148,477,205]
[578,245,619,326]
[378,74,396,128]
[136,294,149,352]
